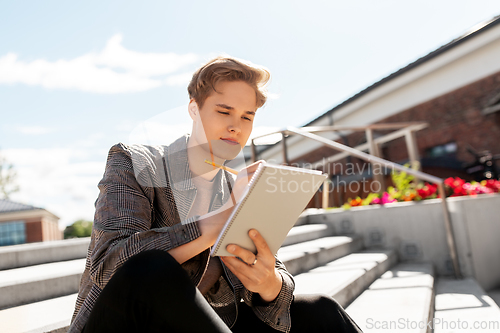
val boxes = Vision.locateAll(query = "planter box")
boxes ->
[300,193,500,291]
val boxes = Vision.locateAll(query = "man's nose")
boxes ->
[228,121,241,134]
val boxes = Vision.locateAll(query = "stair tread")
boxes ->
[0,293,77,333]
[283,224,334,246]
[278,236,357,262]
[0,259,85,287]
[434,277,500,332]
[346,262,435,332]
[0,238,90,254]
[0,238,90,270]
[294,249,394,296]
[286,224,329,236]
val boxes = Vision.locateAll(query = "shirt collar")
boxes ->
[166,134,234,199]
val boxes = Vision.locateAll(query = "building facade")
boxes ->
[0,199,61,246]
[251,16,500,207]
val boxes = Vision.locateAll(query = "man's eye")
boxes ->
[218,111,229,115]
[243,117,252,121]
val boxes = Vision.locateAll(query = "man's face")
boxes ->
[189,80,257,160]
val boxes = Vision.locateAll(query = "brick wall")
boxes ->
[25,216,62,243]
[25,219,43,243]
[378,70,500,166]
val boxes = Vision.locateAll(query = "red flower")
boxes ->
[445,177,468,197]
[483,179,500,192]
[444,177,456,187]
[417,183,438,199]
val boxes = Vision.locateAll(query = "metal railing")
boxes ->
[250,125,462,279]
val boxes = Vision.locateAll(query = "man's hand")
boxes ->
[220,229,283,303]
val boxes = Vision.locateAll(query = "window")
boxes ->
[421,142,462,171]
[0,221,26,246]
[425,142,457,158]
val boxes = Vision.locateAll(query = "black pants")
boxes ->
[83,250,362,333]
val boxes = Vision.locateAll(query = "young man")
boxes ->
[69,56,362,333]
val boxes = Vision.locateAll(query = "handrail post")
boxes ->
[322,179,330,209]
[437,182,462,279]
[281,132,289,165]
[405,130,421,171]
[366,129,385,193]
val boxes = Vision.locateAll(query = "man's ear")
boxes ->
[188,99,199,121]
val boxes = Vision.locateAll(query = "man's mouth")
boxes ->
[221,138,239,145]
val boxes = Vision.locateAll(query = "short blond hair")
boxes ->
[188,56,271,109]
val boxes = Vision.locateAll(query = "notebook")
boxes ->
[210,162,327,257]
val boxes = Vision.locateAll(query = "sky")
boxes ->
[1,0,499,229]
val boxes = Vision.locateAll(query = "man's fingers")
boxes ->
[248,229,272,257]
[226,244,256,265]
[225,230,272,263]
[221,256,252,277]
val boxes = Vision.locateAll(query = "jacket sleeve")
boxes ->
[88,143,201,290]
[242,256,295,333]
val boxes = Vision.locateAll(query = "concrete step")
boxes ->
[0,237,90,270]
[434,277,500,332]
[0,293,77,333]
[0,222,326,271]
[346,262,435,333]
[293,249,397,307]
[278,236,363,276]
[0,232,357,332]
[0,259,85,309]
[282,224,335,246]
[488,287,500,308]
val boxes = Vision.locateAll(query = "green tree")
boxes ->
[0,152,19,199]
[64,219,93,239]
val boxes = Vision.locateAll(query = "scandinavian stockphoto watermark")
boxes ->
[265,173,325,194]
[264,159,393,194]
[366,317,500,331]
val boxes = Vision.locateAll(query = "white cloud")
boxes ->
[96,35,199,77]
[0,52,161,94]
[0,34,201,94]
[16,126,54,135]
[4,144,107,229]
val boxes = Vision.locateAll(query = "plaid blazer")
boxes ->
[68,134,295,333]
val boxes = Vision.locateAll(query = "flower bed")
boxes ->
[341,166,500,209]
